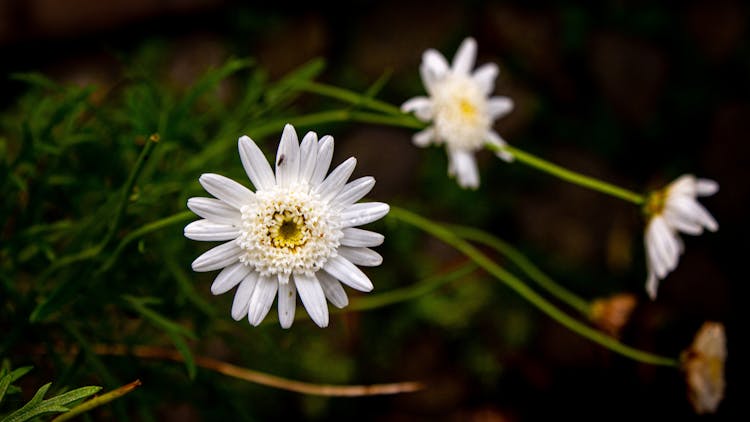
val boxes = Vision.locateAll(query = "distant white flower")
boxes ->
[185,124,389,328]
[402,37,514,189]
[643,174,718,299]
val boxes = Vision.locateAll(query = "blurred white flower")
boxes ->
[185,124,389,328]
[643,174,718,299]
[402,37,514,189]
[682,322,726,414]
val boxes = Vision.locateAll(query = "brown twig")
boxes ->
[94,344,424,397]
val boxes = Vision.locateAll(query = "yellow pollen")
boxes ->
[269,210,307,249]
[458,98,478,121]
[644,189,666,217]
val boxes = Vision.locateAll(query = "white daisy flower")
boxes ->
[643,174,719,299]
[185,124,389,328]
[402,37,514,189]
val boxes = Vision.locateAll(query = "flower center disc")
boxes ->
[432,75,489,151]
[237,185,343,277]
[270,211,306,250]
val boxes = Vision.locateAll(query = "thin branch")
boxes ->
[94,344,424,397]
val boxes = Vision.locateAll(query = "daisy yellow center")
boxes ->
[644,189,667,217]
[432,74,490,151]
[458,98,478,122]
[270,211,307,249]
[237,185,343,277]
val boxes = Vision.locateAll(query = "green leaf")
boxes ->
[2,383,101,422]
[0,365,34,405]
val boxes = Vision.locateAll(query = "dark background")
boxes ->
[1,0,747,420]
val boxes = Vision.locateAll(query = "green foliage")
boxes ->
[0,365,100,422]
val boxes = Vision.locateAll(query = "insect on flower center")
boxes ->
[269,210,307,249]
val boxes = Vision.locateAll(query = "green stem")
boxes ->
[349,111,425,129]
[450,224,592,317]
[498,145,645,205]
[388,206,678,367]
[347,263,477,311]
[297,81,404,116]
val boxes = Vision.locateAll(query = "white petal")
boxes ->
[487,97,514,119]
[696,178,719,196]
[185,219,239,241]
[317,271,349,309]
[199,173,254,210]
[652,218,680,272]
[448,148,480,189]
[275,124,301,188]
[420,49,449,92]
[340,202,390,227]
[331,176,375,209]
[486,131,514,162]
[472,63,498,95]
[310,135,334,186]
[277,272,290,285]
[247,275,278,326]
[666,197,718,232]
[338,246,383,267]
[452,37,477,75]
[298,131,318,184]
[295,273,329,327]
[187,197,241,225]
[191,241,242,272]
[666,174,696,197]
[663,209,703,235]
[401,96,434,121]
[238,135,276,191]
[341,228,385,247]
[413,127,435,147]
[314,157,357,202]
[278,280,297,329]
[294,274,328,328]
[323,255,374,292]
[211,262,252,295]
[231,273,258,320]
[645,221,669,279]
[646,271,659,300]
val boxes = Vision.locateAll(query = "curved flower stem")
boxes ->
[494,144,646,205]
[388,206,679,367]
[296,81,404,116]
[93,344,423,397]
[347,262,477,311]
[449,224,592,317]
